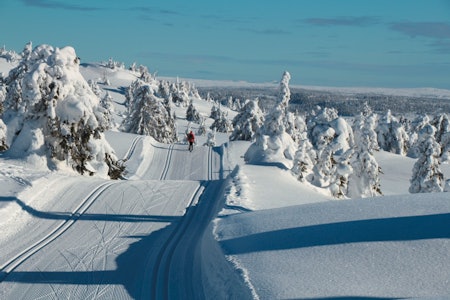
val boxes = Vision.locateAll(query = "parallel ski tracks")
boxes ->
[123,136,143,161]
[0,181,116,282]
[160,144,174,180]
[150,145,214,299]
[150,183,206,300]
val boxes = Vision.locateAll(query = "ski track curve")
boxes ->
[123,136,143,161]
[0,181,116,282]
[1,141,244,299]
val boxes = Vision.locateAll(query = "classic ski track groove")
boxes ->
[123,136,143,161]
[0,181,116,282]
[151,146,213,299]
[160,144,174,180]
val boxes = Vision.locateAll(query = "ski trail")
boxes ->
[160,144,174,180]
[0,181,116,282]
[122,136,143,161]
[150,183,206,299]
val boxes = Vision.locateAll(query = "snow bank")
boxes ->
[216,193,450,299]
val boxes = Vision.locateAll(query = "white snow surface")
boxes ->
[1,57,450,299]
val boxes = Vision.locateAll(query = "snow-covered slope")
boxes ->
[1,56,450,299]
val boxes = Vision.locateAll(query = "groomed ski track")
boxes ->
[0,140,250,299]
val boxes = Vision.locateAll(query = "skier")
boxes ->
[187,130,195,152]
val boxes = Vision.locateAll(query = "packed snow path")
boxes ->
[0,141,231,299]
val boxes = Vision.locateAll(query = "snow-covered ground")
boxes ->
[1,56,450,299]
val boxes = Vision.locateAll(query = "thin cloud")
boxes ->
[21,0,100,11]
[390,22,450,39]
[131,6,181,16]
[303,16,380,27]
[429,40,450,54]
[240,28,291,35]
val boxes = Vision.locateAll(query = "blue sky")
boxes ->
[1,0,450,88]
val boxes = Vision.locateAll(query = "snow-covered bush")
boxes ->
[409,124,444,193]
[2,43,124,178]
[121,79,178,143]
[230,99,264,141]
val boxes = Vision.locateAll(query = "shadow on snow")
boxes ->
[220,213,450,255]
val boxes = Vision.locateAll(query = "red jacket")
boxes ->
[187,131,195,142]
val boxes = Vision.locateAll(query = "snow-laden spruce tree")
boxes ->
[0,118,7,151]
[210,109,233,133]
[245,71,297,165]
[409,124,444,193]
[88,79,103,98]
[376,109,408,155]
[121,79,177,143]
[407,114,431,158]
[308,107,355,198]
[431,114,450,163]
[349,105,382,198]
[2,44,124,178]
[186,99,201,123]
[210,103,221,120]
[204,129,216,147]
[230,99,264,141]
[291,115,316,182]
[99,91,116,130]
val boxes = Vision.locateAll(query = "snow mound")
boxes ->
[216,193,450,299]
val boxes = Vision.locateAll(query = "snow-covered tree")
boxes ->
[0,118,7,151]
[204,129,216,147]
[0,84,6,114]
[430,114,450,162]
[230,99,264,141]
[197,118,207,136]
[349,107,382,198]
[407,114,430,158]
[2,44,124,178]
[121,80,177,143]
[376,110,408,155]
[409,124,444,193]
[291,115,316,182]
[88,79,103,97]
[186,99,201,123]
[210,109,233,133]
[308,108,356,198]
[99,91,115,130]
[210,103,221,120]
[247,71,297,164]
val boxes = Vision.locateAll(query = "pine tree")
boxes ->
[409,124,444,193]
